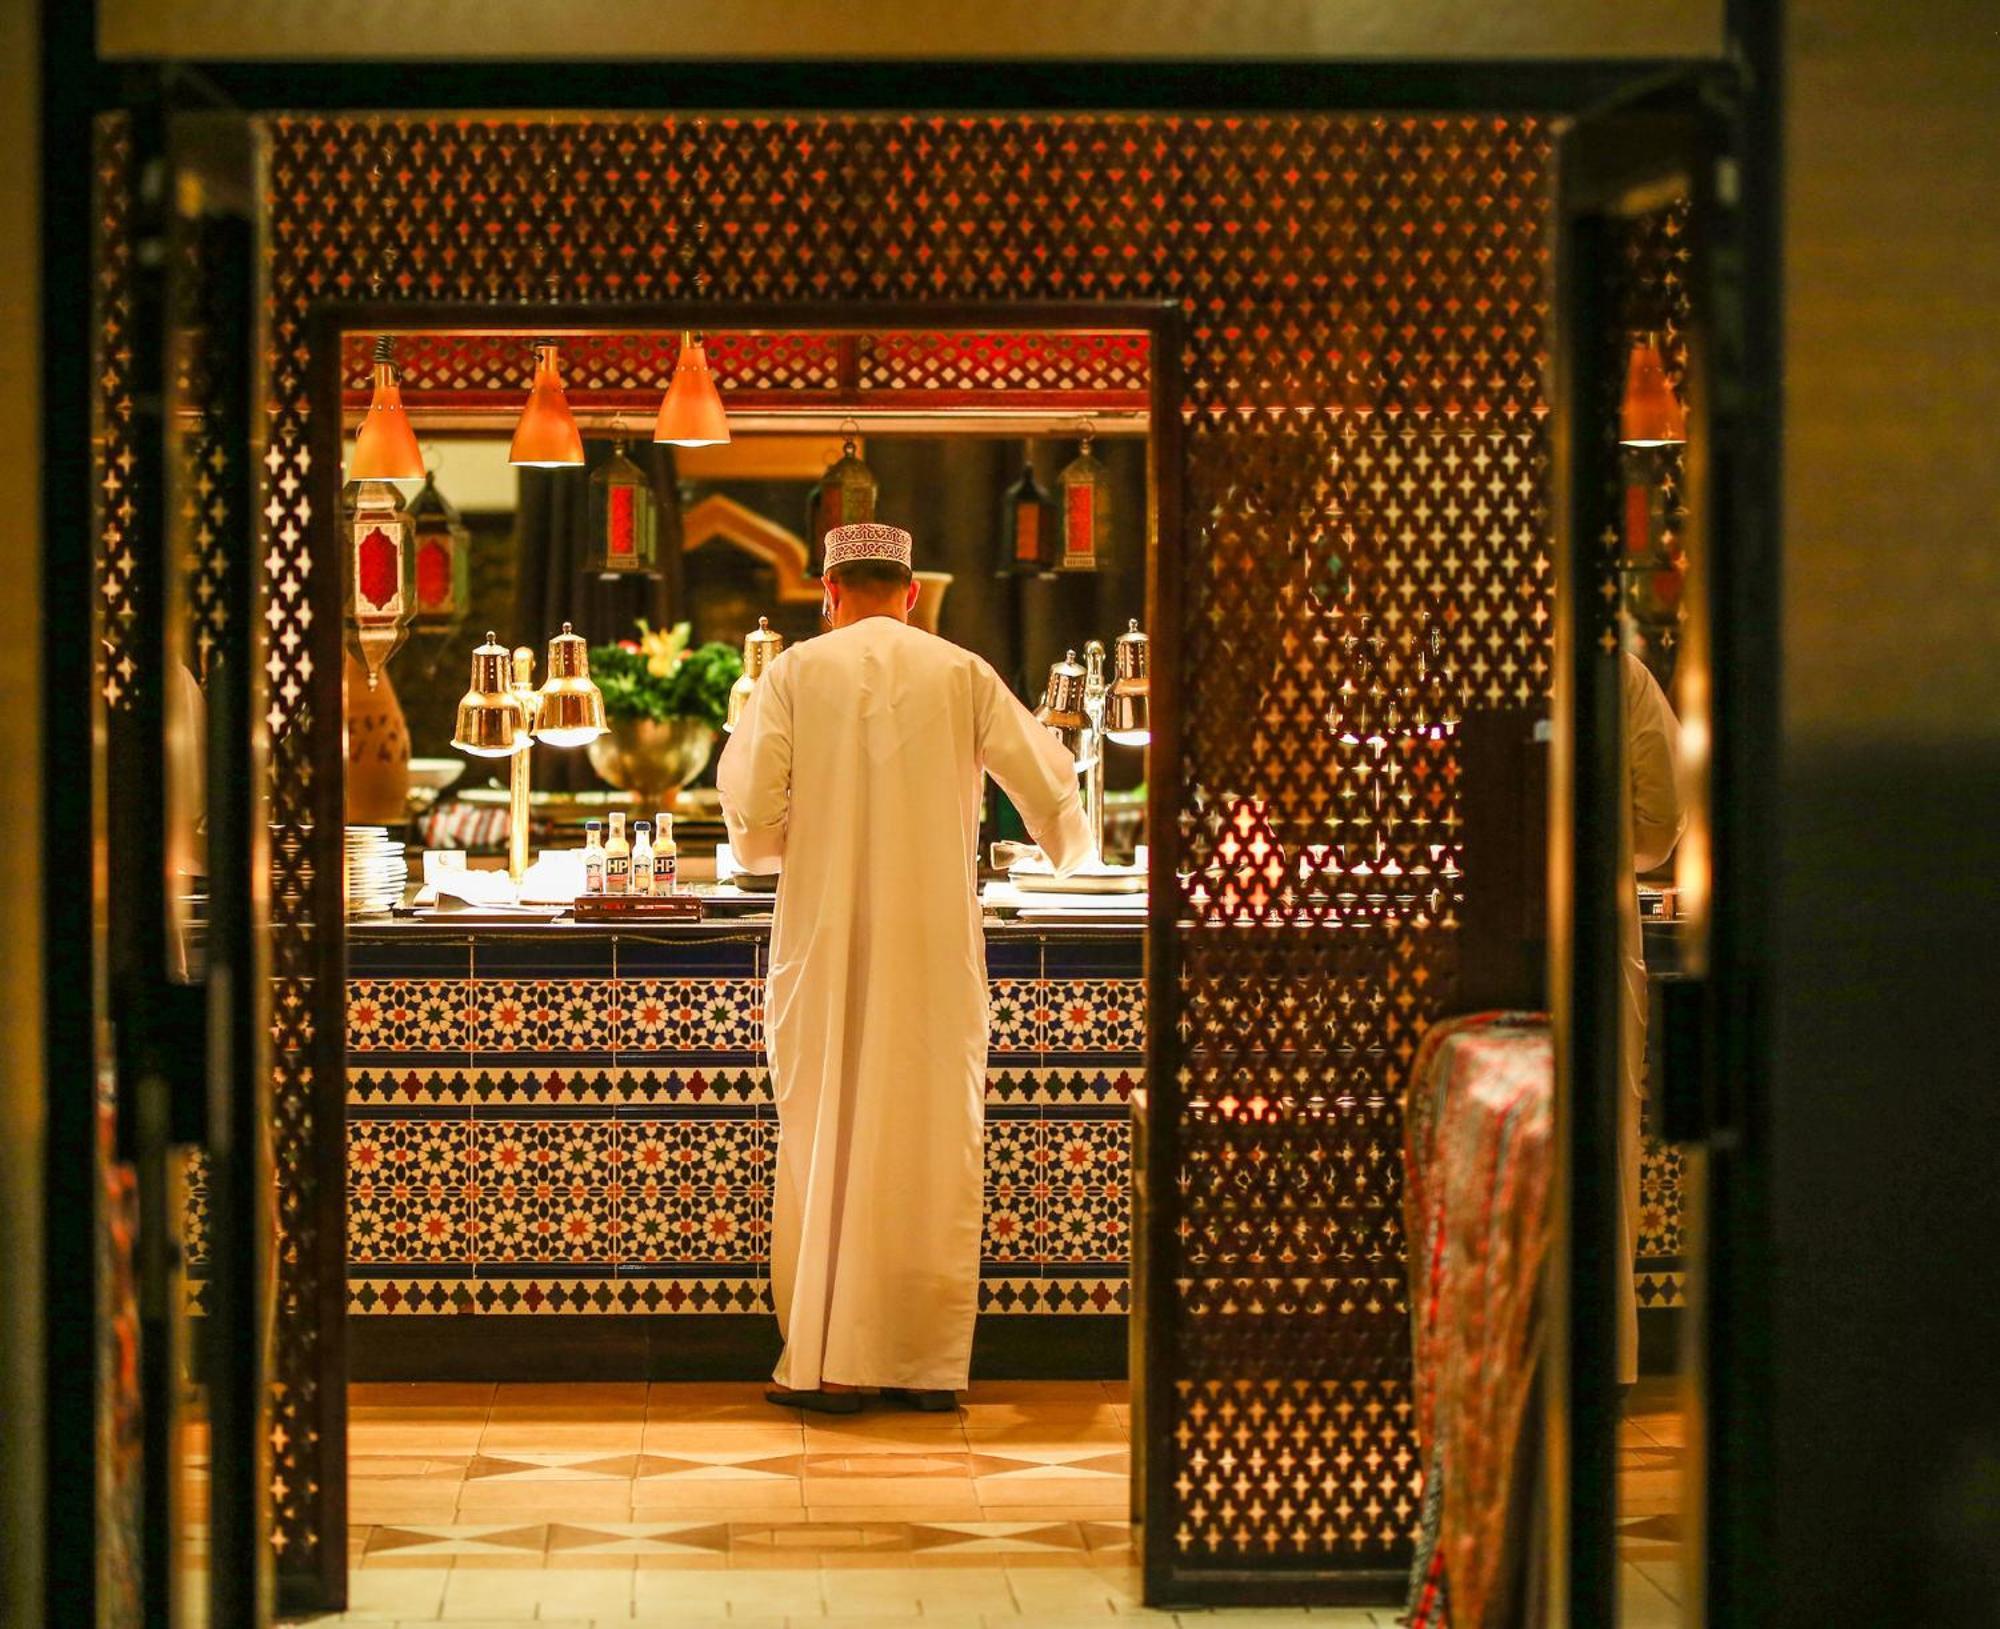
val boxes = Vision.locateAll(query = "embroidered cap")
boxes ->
[823,521,913,573]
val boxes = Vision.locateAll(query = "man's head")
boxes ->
[820,523,920,627]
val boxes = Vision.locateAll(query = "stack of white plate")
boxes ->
[344,826,407,915]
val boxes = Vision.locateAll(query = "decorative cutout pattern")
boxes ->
[93,117,137,712]
[259,113,1555,1587]
[338,327,1151,416]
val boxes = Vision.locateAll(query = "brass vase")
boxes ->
[911,570,954,634]
[343,648,411,825]
[586,715,718,811]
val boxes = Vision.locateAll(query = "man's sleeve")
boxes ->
[975,661,1091,878]
[716,657,792,872]
[1623,653,1687,874]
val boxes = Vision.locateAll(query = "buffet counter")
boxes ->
[341,915,1143,1380]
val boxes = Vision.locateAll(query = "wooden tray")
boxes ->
[571,893,705,922]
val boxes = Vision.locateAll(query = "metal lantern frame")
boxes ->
[585,437,662,578]
[406,467,472,635]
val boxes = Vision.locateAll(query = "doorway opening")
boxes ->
[324,308,1170,1610]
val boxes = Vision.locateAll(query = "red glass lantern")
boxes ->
[586,440,660,578]
[1057,425,1111,573]
[407,469,471,635]
[343,478,417,687]
[996,454,1057,577]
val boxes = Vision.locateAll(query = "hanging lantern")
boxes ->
[1057,425,1111,573]
[586,439,661,578]
[996,453,1057,577]
[342,477,417,689]
[806,428,877,576]
[407,468,471,636]
[509,339,586,468]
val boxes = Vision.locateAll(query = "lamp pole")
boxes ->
[1082,639,1108,867]
[507,647,542,883]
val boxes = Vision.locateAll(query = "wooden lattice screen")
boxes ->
[232,112,1553,1604]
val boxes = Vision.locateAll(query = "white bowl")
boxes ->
[406,758,467,795]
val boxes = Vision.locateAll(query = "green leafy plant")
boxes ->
[589,620,742,731]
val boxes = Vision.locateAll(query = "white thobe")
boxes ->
[1618,651,1687,1382]
[717,617,1091,1391]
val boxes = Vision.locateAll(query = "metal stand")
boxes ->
[1082,639,1108,866]
[507,647,542,883]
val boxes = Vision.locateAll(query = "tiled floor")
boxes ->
[289,1376,1686,1626]
[1617,1377,1687,1628]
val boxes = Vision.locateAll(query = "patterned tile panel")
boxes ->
[348,979,472,1053]
[623,979,763,1055]
[182,1146,210,1268]
[1638,1136,1684,1260]
[986,979,1043,1056]
[1045,980,1146,1054]
[476,1120,622,1264]
[342,950,1152,1306]
[470,979,619,1054]
[625,1119,770,1264]
[344,1274,1131,1315]
[348,1118,475,1264]
[982,1120,1042,1265]
[351,1062,1151,1109]
[349,1276,774,1316]
[349,1065,772,1107]
[1635,1271,1687,1310]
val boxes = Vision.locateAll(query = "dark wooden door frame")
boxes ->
[1549,67,1774,1628]
[44,47,1769,1626]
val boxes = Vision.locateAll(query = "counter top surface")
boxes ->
[348,908,1146,941]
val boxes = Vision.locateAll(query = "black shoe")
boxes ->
[880,1387,958,1413]
[765,1385,862,1415]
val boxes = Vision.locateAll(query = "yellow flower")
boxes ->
[637,619,691,679]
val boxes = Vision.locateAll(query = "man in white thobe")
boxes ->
[717,522,1091,1413]
[1618,648,1687,1385]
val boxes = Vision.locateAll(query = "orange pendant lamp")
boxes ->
[509,339,586,468]
[653,331,731,448]
[349,335,427,484]
[1619,332,1688,448]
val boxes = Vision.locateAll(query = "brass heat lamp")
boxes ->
[1104,619,1151,745]
[1035,648,1097,772]
[533,623,610,748]
[450,632,528,759]
[725,616,785,734]
[451,625,607,883]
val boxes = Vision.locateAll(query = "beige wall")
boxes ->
[1785,0,2000,743]
[0,0,44,1622]
[99,0,1722,63]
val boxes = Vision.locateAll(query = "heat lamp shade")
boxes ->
[509,344,586,468]
[653,334,731,448]
[349,361,427,484]
[1619,336,1688,448]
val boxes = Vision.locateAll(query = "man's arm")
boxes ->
[975,661,1091,877]
[716,657,792,872]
